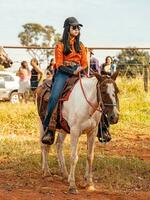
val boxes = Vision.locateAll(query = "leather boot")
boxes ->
[42,129,55,145]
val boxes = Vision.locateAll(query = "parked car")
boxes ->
[0,71,19,103]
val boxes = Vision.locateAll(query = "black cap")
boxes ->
[63,17,83,28]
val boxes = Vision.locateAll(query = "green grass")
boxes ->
[111,77,150,136]
[0,77,150,191]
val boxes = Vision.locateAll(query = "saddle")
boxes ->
[36,76,79,133]
[36,77,112,143]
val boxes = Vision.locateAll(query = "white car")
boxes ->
[0,71,19,103]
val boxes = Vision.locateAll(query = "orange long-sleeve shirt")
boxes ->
[55,38,88,69]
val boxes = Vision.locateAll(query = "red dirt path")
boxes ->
[0,134,149,200]
[0,175,150,200]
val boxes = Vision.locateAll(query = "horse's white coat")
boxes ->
[40,74,119,193]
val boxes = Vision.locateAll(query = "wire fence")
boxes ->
[2,45,150,92]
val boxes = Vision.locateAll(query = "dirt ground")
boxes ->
[95,134,150,161]
[0,173,150,200]
[0,134,149,200]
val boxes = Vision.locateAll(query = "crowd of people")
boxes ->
[16,57,57,103]
[89,49,117,75]
[16,53,117,104]
[16,58,42,103]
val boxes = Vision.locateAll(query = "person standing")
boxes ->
[46,58,55,75]
[89,49,100,74]
[101,56,116,76]
[30,58,43,92]
[42,17,88,145]
[45,58,55,80]
[17,61,31,103]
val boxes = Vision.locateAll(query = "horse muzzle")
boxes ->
[110,115,119,124]
[109,110,119,124]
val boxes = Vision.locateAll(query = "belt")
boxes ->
[63,61,79,66]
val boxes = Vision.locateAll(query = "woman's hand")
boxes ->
[73,66,83,75]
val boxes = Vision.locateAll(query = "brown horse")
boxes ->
[0,47,13,68]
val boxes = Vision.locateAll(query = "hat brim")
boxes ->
[70,23,83,27]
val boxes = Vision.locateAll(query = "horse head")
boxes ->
[95,71,119,124]
[0,47,13,68]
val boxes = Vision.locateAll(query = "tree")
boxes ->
[18,23,61,65]
[116,48,150,78]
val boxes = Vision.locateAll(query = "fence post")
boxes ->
[143,65,149,92]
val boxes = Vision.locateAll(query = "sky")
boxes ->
[1,0,150,69]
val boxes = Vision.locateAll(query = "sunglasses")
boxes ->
[71,25,80,30]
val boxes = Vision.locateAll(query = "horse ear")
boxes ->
[93,72,102,82]
[111,70,119,80]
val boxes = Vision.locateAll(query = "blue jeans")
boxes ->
[43,66,78,129]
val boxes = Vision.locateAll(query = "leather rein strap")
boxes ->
[79,73,102,112]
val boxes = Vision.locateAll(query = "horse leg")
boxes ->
[41,143,51,176]
[40,121,51,176]
[68,127,80,194]
[56,132,68,179]
[85,128,97,191]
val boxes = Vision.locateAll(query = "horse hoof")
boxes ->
[68,187,78,194]
[87,185,96,192]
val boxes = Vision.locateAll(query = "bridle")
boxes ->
[79,72,119,143]
[79,72,118,112]
[98,78,119,111]
[103,103,117,107]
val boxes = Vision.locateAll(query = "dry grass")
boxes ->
[0,77,150,191]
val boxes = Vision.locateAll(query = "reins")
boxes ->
[79,72,118,112]
[79,73,102,112]
[78,72,113,144]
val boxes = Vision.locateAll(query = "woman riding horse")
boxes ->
[42,17,88,145]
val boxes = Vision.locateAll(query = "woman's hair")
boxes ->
[47,58,54,70]
[21,61,28,68]
[31,58,39,65]
[61,25,81,56]
[50,58,54,64]
[105,56,112,63]
[20,61,30,72]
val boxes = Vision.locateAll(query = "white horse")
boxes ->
[40,72,119,194]
[0,46,13,68]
